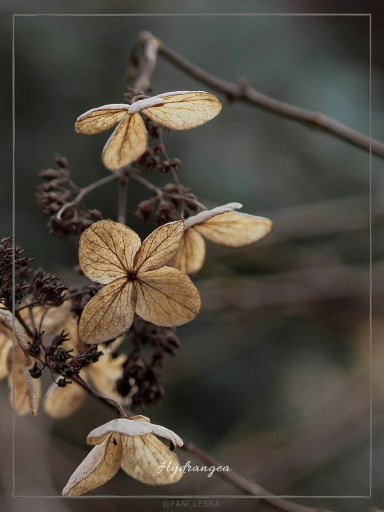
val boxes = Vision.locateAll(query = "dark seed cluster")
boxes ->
[37,155,103,237]
[116,317,181,408]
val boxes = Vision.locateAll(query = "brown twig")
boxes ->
[182,441,331,512]
[117,173,129,224]
[71,375,129,418]
[136,31,384,159]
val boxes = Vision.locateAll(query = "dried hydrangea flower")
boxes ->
[78,220,201,344]
[75,91,222,171]
[172,203,273,274]
[62,415,183,496]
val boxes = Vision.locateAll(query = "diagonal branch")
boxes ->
[135,31,384,159]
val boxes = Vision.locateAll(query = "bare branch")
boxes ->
[137,31,384,159]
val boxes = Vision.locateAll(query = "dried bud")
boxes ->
[135,199,154,223]
[29,363,42,379]
[154,202,178,226]
[29,270,67,306]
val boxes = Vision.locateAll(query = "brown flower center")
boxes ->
[127,271,137,281]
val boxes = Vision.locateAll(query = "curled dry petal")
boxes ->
[195,211,273,247]
[120,434,183,485]
[0,332,12,380]
[8,347,41,416]
[0,308,31,351]
[87,417,183,448]
[173,206,273,275]
[62,433,122,496]
[171,228,205,275]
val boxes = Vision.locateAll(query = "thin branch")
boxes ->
[182,441,330,512]
[71,375,129,418]
[117,173,129,224]
[55,172,120,220]
[137,31,384,159]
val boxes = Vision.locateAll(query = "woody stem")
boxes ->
[182,441,332,512]
[72,375,129,418]
[117,172,129,224]
[136,30,384,159]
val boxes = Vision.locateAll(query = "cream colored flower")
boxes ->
[62,415,184,496]
[172,203,273,274]
[75,91,222,171]
[78,219,201,344]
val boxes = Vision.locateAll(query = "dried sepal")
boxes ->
[62,416,183,495]
[87,416,183,448]
[171,227,205,275]
[75,91,221,171]
[0,308,31,351]
[195,211,273,247]
[62,433,122,496]
[79,220,200,344]
[8,347,41,416]
[120,434,182,485]
[141,91,222,130]
[0,331,12,380]
[79,221,141,284]
[173,204,273,274]
[135,267,200,327]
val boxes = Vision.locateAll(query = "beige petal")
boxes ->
[135,267,200,327]
[62,433,122,496]
[75,105,129,134]
[79,278,135,344]
[43,380,86,419]
[79,220,141,284]
[195,211,273,247]
[134,221,184,272]
[171,227,206,275]
[8,346,41,416]
[0,332,12,380]
[0,308,31,351]
[102,113,148,171]
[142,91,222,130]
[87,417,183,448]
[121,434,183,485]
[88,353,127,403]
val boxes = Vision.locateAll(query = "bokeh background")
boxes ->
[2,0,384,511]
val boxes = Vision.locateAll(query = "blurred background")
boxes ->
[1,0,384,511]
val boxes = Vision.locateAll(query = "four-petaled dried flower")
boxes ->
[78,220,201,344]
[172,203,273,274]
[62,415,183,496]
[75,91,222,171]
